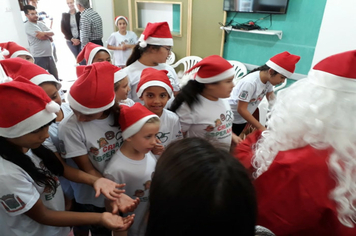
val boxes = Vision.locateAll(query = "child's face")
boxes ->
[128,122,160,154]
[140,86,169,116]
[7,125,50,149]
[117,19,127,32]
[206,76,235,99]
[40,83,62,107]
[92,51,111,64]
[150,46,172,64]
[268,70,287,86]
[72,109,104,122]
[17,55,34,63]
[114,77,131,103]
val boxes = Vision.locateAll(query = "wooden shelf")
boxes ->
[220,26,283,39]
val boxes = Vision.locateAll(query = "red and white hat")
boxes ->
[136,67,173,97]
[0,77,60,138]
[115,16,129,26]
[308,50,356,93]
[119,103,159,140]
[0,57,61,89]
[77,42,111,65]
[69,62,116,115]
[186,55,234,84]
[265,51,300,78]
[0,41,34,61]
[114,67,128,83]
[138,22,173,48]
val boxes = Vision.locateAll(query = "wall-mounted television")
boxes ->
[223,0,289,14]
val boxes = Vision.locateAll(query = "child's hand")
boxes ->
[94,178,125,201]
[100,212,135,231]
[110,194,140,214]
[231,133,243,145]
[151,138,164,155]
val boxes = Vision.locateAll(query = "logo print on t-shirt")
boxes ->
[97,137,109,148]
[239,90,249,100]
[105,131,115,140]
[0,194,26,213]
[89,147,100,156]
[156,132,170,143]
[133,180,151,202]
[215,119,222,127]
[204,125,214,132]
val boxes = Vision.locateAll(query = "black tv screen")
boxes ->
[223,0,289,14]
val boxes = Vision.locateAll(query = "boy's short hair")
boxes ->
[24,5,36,15]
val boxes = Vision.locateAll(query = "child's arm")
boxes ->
[237,101,266,131]
[25,198,134,230]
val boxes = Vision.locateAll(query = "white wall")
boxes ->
[0,0,29,48]
[312,0,356,66]
[91,0,115,46]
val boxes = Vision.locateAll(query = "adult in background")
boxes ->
[23,5,59,80]
[75,0,103,48]
[235,50,356,235]
[61,0,81,59]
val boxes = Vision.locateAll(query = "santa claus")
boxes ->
[236,50,356,236]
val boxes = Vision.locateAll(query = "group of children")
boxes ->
[0,15,305,236]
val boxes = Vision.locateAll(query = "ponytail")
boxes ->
[246,64,278,77]
[126,44,163,67]
[170,80,205,112]
[0,128,64,194]
[108,102,121,127]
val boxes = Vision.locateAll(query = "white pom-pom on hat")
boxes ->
[46,100,60,113]
[0,48,9,56]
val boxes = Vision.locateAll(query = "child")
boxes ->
[171,55,239,151]
[228,51,300,135]
[58,61,139,236]
[0,41,34,63]
[107,16,138,68]
[0,79,134,236]
[146,137,257,236]
[137,67,182,156]
[104,103,159,236]
[123,22,180,104]
[77,42,112,65]
[114,67,135,106]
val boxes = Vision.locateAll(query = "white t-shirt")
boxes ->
[0,150,69,236]
[107,31,138,66]
[104,149,156,236]
[156,109,182,158]
[228,71,273,124]
[119,98,135,107]
[58,113,123,207]
[122,60,180,104]
[176,94,234,151]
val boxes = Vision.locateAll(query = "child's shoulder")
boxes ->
[162,109,180,121]
[58,112,77,131]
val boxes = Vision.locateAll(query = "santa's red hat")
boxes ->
[265,51,300,78]
[115,16,129,26]
[69,62,116,115]
[136,68,173,98]
[0,77,59,138]
[138,22,173,48]
[308,50,356,93]
[114,67,128,83]
[119,103,159,140]
[77,42,111,65]
[0,41,34,61]
[0,57,61,89]
[186,55,234,83]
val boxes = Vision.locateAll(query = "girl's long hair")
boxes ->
[126,44,161,67]
[0,122,64,194]
[170,80,205,112]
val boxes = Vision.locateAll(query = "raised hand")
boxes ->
[94,178,126,201]
[110,194,140,214]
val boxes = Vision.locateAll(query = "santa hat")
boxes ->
[69,62,116,115]
[119,103,159,140]
[0,41,34,61]
[77,42,111,65]
[138,22,173,48]
[308,50,356,93]
[115,16,129,26]
[0,57,61,89]
[265,51,300,78]
[186,55,234,84]
[114,67,128,83]
[136,68,173,97]
[0,77,59,138]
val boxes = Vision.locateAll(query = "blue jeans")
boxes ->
[34,56,59,80]
[66,40,81,58]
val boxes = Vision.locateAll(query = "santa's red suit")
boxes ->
[235,130,356,236]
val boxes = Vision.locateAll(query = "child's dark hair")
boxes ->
[146,137,257,236]
[0,121,64,194]
[247,64,278,77]
[24,5,36,14]
[126,44,161,66]
[170,80,205,112]
[107,102,120,127]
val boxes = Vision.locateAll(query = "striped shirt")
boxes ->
[79,8,103,48]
